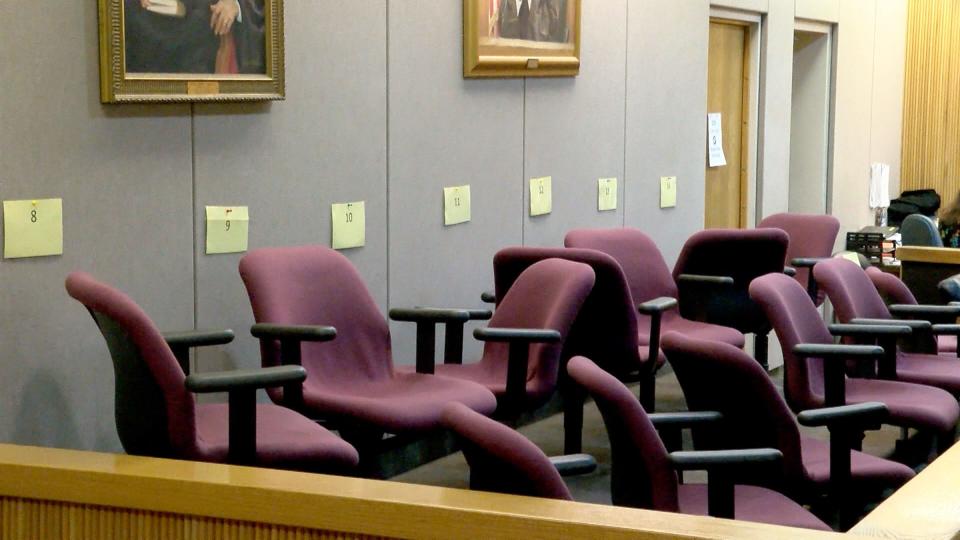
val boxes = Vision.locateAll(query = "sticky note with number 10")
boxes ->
[530,176,552,216]
[205,206,249,254]
[4,198,63,259]
[443,185,471,226]
[332,201,365,250]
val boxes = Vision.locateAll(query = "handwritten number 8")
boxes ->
[30,210,37,223]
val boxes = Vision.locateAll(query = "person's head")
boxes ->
[941,191,960,226]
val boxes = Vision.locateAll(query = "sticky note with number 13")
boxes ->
[332,201,365,250]
[205,206,249,254]
[4,198,63,259]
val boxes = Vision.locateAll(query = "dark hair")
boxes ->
[942,191,960,228]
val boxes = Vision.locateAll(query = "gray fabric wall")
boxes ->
[0,0,902,452]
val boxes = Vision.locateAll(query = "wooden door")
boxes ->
[705,20,750,229]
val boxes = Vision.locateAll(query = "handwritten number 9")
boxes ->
[225,220,231,231]
[30,209,37,223]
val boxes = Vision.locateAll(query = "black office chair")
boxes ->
[901,214,943,247]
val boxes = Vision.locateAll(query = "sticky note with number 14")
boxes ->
[4,198,63,259]
[332,201,365,250]
[205,206,249,254]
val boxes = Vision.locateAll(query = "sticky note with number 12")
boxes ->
[332,201,365,250]
[4,198,63,259]
[443,185,471,226]
[530,176,552,216]
[205,206,249,254]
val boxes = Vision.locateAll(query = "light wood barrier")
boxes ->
[0,444,846,539]
[896,246,960,304]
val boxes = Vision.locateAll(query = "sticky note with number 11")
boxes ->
[332,201,365,250]
[443,185,471,226]
[4,198,63,259]
[530,176,552,216]
[205,206,249,254]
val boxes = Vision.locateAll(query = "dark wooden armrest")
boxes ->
[783,266,797,277]
[797,402,888,430]
[163,329,235,374]
[669,448,782,520]
[677,274,735,286]
[791,257,828,268]
[794,344,885,406]
[649,411,723,429]
[473,327,561,343]
[474,327,560,417]
[480,291,497,304]
[849,318,932,332]
[828,323,912,338]
[638,296,679,315]
[251,323,337,342]
[889,304,960,317]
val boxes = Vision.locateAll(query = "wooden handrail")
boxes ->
[0,444,845,539]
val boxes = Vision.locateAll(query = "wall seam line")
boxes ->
[867,3,878,172]
[521,78,526,246]
[190,104,199,372]
[622,0,629,228]
[385,0,391,308]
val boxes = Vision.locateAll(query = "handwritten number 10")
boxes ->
[346,212,354,223]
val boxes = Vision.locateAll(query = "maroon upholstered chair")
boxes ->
[441,402,573,500]
[814,258,960,396]
[749,272,959,443]
[239,246,497,461]
[566,356,830,530]
[866,266,958,354]
[672,228,790,369]
[662,332,913,528]
[757,213,840,305]
[563,229,745,397]
[66,272,359,473]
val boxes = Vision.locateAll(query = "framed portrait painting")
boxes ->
[98,0,285,103]
[463,0,581,78]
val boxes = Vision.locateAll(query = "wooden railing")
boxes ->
[0,443,842,539]
[896,245,960,304]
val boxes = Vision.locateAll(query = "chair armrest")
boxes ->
[783,266,797,277]
[793,343,885,406]
[185,365,306,393]
[670,448,783,520]
[797,402,888,430]
[473,327,561,343]
[677,274,735,286]
[932,324,960,335]
[889,304,960,318]
[849,318,932,332]
[637,296,678,315]
[649,411,723,430]
[251,323,337,342]
[791,257,828,268]
[793,343,885,359]
[828,323,912,338]
[163,329,235,374]
[389,307,471,323]
[480,291,497,304]
[466,309,493,321]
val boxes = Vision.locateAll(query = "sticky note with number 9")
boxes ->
[332,201,365,250]
[205,205,249,254]
[3,198,63,259]
[529,176,552,217]
[598,178,618,211]
[443,185,471,226]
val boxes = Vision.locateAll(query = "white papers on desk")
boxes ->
[707,113,727,167]
[146,0,186,17]
[869,163,891,208]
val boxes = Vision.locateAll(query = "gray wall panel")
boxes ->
[523,0,628,247]
[192,0,388,372]
[387,0,523,364]
[0,1,194,450]
[624,0,710,264]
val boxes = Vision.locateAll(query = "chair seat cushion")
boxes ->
[938,334,957,353]
[845,378,960,433]
[800,435,914,489]
[424,362,554,412]
[895,352,960,394]
[677,484,830,531]
[302,373,498,433]
[636,315,746,365]
[194,403,359,471]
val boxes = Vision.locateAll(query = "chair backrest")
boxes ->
[65,272,194,458]
[240,246,394,387]
[672,228,789,332]
[939,273,960,303]
[813,258,892,323]
[865,266,918,305]
[757,213,840,305]
[483,258,595,406]
[661,332,802,489]
[900,214,943,247]
[566,356,679,511]
[749,273,833,410]
[564,228,679,303]
[492,247,641,377]
[441,402,572,500]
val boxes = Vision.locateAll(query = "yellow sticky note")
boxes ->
[598,178,618,211]
[660,176,677,208]
[3,198,63,259]
[443,185,471,226]
[530,176,552,217]
[332,201,365,250]
[205,206,249,254]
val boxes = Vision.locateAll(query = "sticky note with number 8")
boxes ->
[3,198,63,259]
[443,185,471,226]
[205,206,249,254]
[332,201,365,250]
[529,176,552,217]
[598,178,618,211]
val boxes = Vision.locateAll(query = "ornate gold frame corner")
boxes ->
[463,0,581,79]
[98,0,285,103]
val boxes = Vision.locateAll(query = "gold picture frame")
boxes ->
[463,0,581,78]
[98,0,285,103]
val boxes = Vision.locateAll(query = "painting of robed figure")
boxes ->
[98,0,284,103]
